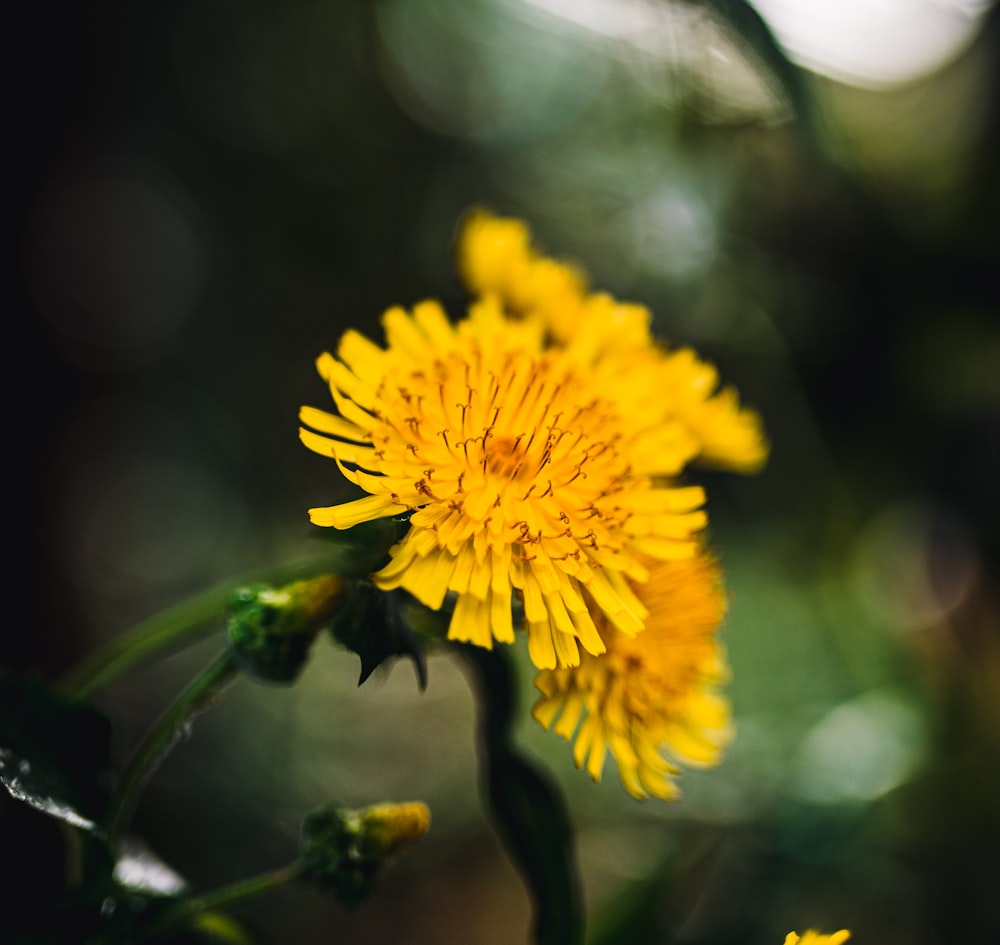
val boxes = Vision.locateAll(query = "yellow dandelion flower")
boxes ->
[457,209,769,474]
[532,552,734,800]
[784,932,852,945]
[299,298,708,669]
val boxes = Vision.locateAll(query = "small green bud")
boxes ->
[298,801,431,907]
[225,575,346,683]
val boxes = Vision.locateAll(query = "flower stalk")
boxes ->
[103,649,240,856]
[55,584,230,703]
[138,863,303,942]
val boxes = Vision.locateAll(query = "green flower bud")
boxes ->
[298,801,431,907]
[225,575,345,683]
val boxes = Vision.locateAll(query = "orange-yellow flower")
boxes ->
[299,298,708,669]
[532,552,733,800]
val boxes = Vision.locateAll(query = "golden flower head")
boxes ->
[457,209,769,474]
[784,932,852,945]
[299,297,709,670]
[532,552,733,800]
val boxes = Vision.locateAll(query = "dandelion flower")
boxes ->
[784,932,852,945]
[457,209,769,474]
[532,552,734,799]
[299,298,708,669]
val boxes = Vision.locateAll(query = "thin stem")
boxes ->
[56,584,232,703]
[55,557,336,702]
[143,863,303,940]
[103,649,240,855]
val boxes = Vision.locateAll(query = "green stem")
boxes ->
[55,557,337,702]
[143,863,303,940]
[103,649,240,855]
[56,584,232,703]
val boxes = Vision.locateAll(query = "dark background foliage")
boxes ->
[8,1,1000,942]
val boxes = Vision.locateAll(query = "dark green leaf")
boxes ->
[0,672,113,829]
[458,646,584,945]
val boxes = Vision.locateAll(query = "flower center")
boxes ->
[484,434,527,479]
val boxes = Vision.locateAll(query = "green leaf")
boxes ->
[0,672,113,830]
[458,646,584,945]
[693,0,823,148]
[328,581,428,689]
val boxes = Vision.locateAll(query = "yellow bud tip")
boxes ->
[784,931,852,945]
[359,801,431,860]
[283,574,347,629]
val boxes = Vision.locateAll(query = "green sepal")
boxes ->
[224,575,346,683]
[298,801,430,908]
[458,645,584,945]
[327,581,428,690]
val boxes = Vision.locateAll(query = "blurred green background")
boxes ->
[9,1,999,942]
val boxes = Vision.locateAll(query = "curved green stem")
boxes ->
[55,557,340,702]
[104,649,240,855]
[143,863,303,940]
[56,584,232,703]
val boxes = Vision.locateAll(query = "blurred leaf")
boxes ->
[690,0,821,147]
[459,646,584,945]
[328,581,428,689]
[0,672,113,829]
[188,912,258,944]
